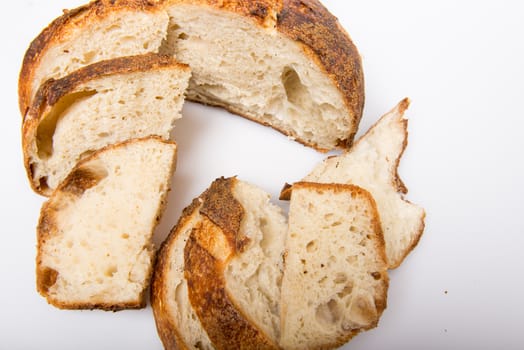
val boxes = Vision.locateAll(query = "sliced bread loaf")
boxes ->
[36,136,177,310]
[153,177,287,349]
[19,0,169,116]
[279,182,389,350]
[282,99,426,268]
[22,53,190,196]
[20,0,364,151]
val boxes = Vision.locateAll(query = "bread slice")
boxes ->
[279,182,389,350]
[282,99,426,268]
[20,0,364,151]
[153,177,287,349]
[36,136,177,310]
[151,198,214,350]
[19,0,169,116]
[22,54,190,196]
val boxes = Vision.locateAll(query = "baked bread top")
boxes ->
[19,0,364,151]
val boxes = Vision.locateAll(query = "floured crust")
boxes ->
[22,53,189,196]
[36,136,177,310]
[183,177,280,349]
[18,0,165,116]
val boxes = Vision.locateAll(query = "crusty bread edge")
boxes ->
[36,135,177,310]
[22,53,189,197]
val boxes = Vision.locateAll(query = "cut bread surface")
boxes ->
[285,99,426,268]
[19,0,169,116]
[279,182,388,350]
[23,54,190,196]
[36,137,177,310]
[20,0,364,151]
[151,198,214,350]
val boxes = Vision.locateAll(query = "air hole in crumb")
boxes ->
[105,265,118,277]
[349,226,357,233]
[178,32,188,40]
[306,240,317,253]
[334,273,347,284]
[155,96,164,100]
[331,221,342,227]
[121,233,129,239]
[371,272,381,280]
[98,132,111,138]
[315,299,341,324]
[118,100,126,105]
[337,283,354,299]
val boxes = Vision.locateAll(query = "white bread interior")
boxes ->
[279,182,388,350]
[36,137,176,309]
[301,99,426,268]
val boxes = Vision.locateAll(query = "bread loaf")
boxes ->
[19,0,364,151]
[153,177,287,349]
[22,53,190,196]
[36,136,177,310]
[280,182,388,350]
[282,99,426,268]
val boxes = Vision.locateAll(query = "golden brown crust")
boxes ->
[22,54,187,196]
[277,0,365,148]
[18,0,164,117]
[182,177,279,349]
[36,136,176,311]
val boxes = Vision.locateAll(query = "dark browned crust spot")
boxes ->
[18,0,163,116]
[200,177,250,252]
[60,165,109,196]
[277,0,365,147]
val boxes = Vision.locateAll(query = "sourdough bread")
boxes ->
[23,54,190,196]
[19,0,169,116]
[280,182,388,350]
[20,0,364,151]
[36,136,177,310]
[153,177,287,349]
[282,99,426,268]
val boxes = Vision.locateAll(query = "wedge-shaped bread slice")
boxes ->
[280,182,389,350]
[151,198,214,350]
[23,54,190,196]
[20,0,364,151]
[36,136,177,310]
[155,177,287,349]
[19,0,169,116]
[282,99,426,268]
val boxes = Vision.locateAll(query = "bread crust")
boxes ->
[20,0,364,150]
[36,136,177,310]
[183,177,280,349]
[18,0,164,116]
[22,53,188,196]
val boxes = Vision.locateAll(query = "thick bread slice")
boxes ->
[22,54,190,196]
[19,0,169,116]
[282,99,426,268]
[151,198,214,350]
[182,177,287,349]
[279,182,388,350]
[20,0,364,151]
[36,136,177,310]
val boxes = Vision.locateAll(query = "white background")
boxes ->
[1,1,523,349]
